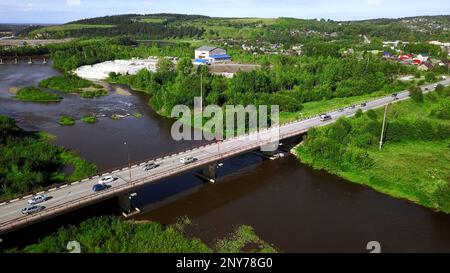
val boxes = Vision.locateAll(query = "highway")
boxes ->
[0,78,449,234]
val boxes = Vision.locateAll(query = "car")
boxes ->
[92,183,109,192]
[98,176,115,184]
[143,162,160,171]
[27,194,48,205]
[21,205,44,215]
[350,105,356,109]
[391,93,398,97]
[361,102,367,107]
[338,108,344,112]
[180,156,196,165]
[434,84,438,88]
[319,114,332,121]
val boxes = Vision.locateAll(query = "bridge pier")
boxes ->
[196,163,218,183]
[253,142,288,160]
[117,193,140,217]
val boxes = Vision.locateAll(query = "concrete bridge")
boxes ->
[0,79,448,235]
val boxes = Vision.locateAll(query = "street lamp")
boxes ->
[124,142,131,182]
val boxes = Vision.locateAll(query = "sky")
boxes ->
[0,0,449,24]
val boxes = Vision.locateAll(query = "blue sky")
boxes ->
[1,0,449,24]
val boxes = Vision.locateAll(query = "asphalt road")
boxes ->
[0,78,449,234]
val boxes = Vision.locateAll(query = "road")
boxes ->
[0,78,449,234]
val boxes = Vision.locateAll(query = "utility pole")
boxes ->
[379,104,388,150]
[124,142,131,182]
[200,72,203,115]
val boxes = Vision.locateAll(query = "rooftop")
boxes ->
[196,46,219,52]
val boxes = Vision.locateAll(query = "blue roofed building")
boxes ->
[194,46,231,64]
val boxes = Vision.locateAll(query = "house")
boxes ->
[399,54,413,61]
[194,46,231,64]
[412,59,422,65]
[416,54,429,63]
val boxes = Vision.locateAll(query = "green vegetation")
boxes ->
[10,216,276,253]
[81,115,97,124]
[59,116,76,126]
[0,115,97,201]
[28,24,116,38]
[15,87,62,102]
[39,74,107,98]
[215,225,277,253]
[295,89,450,213]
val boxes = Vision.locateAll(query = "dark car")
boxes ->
[143,162,160,171]
[361,102,367,107]
[92,183,109,192]
[391,93,398,97]
[338,108,344,112]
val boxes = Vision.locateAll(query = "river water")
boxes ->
[1,62,450,252]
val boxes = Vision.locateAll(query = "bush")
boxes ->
[15,87,62,102]
[355,109,363,118]
[366,109,378,120]
[81,115,97,123]
[409,87,424,103]
[430,99,450,120]
[59,116,75,126]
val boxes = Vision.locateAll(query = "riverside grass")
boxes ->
[295,91,450,213]
[11,216,277,253]
[15,87,62,102]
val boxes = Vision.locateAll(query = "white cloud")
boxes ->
[142,1,152,6]
[67,0,81,6]
[366,0,382,6]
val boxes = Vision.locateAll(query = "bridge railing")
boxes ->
[0,131,289,233]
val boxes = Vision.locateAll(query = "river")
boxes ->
[1,62,450,252]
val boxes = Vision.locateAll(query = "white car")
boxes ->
[180,156,196,165]
[28,194,48,205]
[319,114,332,122]
[98,176,115,184]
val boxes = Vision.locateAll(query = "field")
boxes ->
[29,24,115,35]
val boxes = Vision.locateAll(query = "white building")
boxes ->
[195,46,227,59]
[194,46,231,64]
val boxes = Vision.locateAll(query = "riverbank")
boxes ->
[0,115,97,202]
[8,216,277,253]
[294,89,450,213]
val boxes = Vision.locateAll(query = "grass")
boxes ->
[59,150,98,182]
[30,24,115,35]
[15,87,62,102]
[39,74,107,99]
[279,91,391,124]
[215,225,277,253]
[81,115,97,124]
[137,18,167,24]
[59,116,75,126]
[295,92,450,213]
[9,216,276,253]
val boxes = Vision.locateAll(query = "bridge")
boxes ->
[0,79,448,235]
